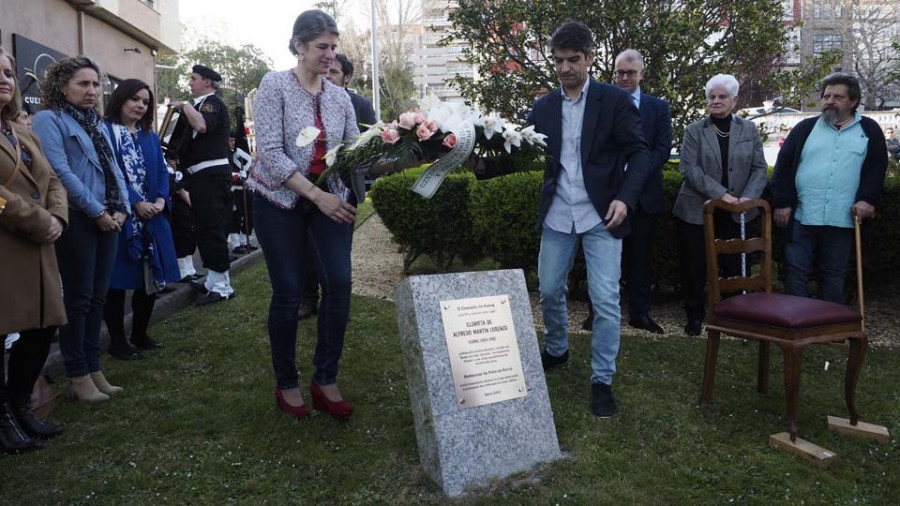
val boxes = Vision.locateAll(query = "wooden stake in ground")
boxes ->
[827,416,890,444]
[768,432,838,468]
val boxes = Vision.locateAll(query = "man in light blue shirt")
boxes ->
[530,21,650,418]
[772,73,888,303]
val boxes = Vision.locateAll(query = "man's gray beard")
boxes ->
[822,107,840,125]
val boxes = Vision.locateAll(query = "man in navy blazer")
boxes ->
[612,49,672,333]
[533,21,651,418]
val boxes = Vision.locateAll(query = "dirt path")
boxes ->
[352,214,898,347]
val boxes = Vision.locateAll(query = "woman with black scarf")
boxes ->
[33,56,130,402]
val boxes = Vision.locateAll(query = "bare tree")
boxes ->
[374,0,421,119]
[840,0,900,109]
[315,0,352,25]
[338,22,375,98]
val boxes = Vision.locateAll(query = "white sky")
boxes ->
[179,0,372,71]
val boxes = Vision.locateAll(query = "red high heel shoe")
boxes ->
[275,386,310,420]
[310,382,353,418]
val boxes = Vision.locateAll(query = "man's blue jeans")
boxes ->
[254,195,353,389]
[539,224,622,385]
[784,220,854,304]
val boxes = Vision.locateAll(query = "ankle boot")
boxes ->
[70,375,110,402]
[0,403,43,453]
[90,371,123,396]
[10,398,63,439]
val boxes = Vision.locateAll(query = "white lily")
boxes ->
[482,113,504,140]
[295,126,321,148]
[420,92,439,113]
[324,145,341,167]
[427,102,454,132]
[520,125,548,147]
[351,121,385,150]
[502,127,523,154]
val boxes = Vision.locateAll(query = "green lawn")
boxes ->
[3,261,898,505]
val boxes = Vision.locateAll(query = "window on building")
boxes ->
[812,1,844,19]
[102,74,121,112]
[782,0,794,18]
[813,33,842,55]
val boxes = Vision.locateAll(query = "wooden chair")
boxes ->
[698,199,867,443]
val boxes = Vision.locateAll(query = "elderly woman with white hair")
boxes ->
[672,73,768,336]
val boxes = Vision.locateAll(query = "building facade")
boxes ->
[412,0,473,103]
[0,0,179,111]
[798,0,899,109]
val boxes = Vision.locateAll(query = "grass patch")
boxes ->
[3,262,898,505]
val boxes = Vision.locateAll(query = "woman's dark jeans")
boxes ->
[253,194,352,389]
[55,210,118,378]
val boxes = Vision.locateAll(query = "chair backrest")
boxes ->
[702,199,773,308]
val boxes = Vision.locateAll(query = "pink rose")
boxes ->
[381,129,401,145]
[442,133,458,149]
[416,123,435,142]
[398,112,417,130]
[413,111,426,124]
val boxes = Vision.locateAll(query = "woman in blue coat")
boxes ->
[33,57,130,402]
[101,79,180,360]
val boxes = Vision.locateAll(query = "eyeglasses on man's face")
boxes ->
[614,70,639,78]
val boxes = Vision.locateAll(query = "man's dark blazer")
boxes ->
[347,90,377,129]
[528,78,651,239]
[635,93,672,214]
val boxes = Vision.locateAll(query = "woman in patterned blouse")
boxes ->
[247,9,360,420]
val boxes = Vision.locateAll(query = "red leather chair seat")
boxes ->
[714,292,861,329]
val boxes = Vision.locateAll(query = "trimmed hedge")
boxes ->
[369,168,480,273]
[370,165,900,289]
[469,171,542,271]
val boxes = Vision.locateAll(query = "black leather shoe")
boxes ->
[297,300,318,320]
[233,245,258,255]
[179,273,204,284]
[0,403,43,453]
[581,315,593,332]
[108,345,144,361]
[540,349,569,372]
[10,401,63,439]
[629,314,664,334]
[132,335,164,350]
[684,319,703,336]
[590,382,617,418]
[197,291,236,306]
[190,280,208,295]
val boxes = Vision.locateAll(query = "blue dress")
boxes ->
[104,123,180,290]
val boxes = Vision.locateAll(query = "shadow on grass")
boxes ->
[3,262,898,505]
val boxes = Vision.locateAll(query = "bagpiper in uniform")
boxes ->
[168,64,235,305]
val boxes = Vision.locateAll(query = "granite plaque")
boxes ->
[395,269,562,497]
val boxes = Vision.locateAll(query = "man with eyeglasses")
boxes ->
[587,49,671,334]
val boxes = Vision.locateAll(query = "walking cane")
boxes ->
[241,181,251,249]
[232,148,254,250]
[740,211,747,281]
[853,208,865,331]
